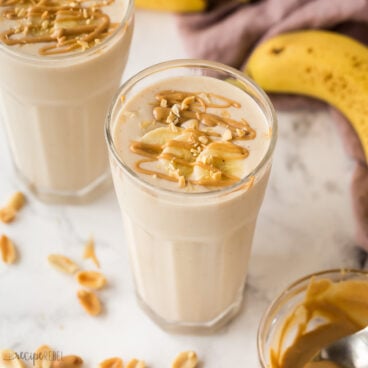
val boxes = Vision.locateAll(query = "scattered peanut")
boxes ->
[48,254,79,274]
[171,351,198,368]
[1,347,200,368]
[126,359,146,368]
[0,349,25,368]
[98,357,123,368]
[77,289,102,316]
[83,237,100,268]
[75,270,107,290]
[0,235,17,264]
[34,345,55,368]
[0,192,25,223]
[0,207,17,223]
[51,355,83,368]
[8,192,25,211]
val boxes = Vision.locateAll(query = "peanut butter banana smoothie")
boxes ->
[106,60,277,331]
[0,0,133,202]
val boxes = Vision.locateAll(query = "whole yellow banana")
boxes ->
[246,30,368,161]
[135,0,206,12]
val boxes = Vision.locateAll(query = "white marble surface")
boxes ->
[0,9,366,368]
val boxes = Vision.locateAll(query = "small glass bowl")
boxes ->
[257,268,368,367]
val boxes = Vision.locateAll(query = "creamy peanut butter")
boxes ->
[270,277,368,368]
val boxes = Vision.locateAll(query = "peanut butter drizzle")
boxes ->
[129,89,258,189]
[135,159,179,183]
[0,0,118,55]
[156,90,241,109]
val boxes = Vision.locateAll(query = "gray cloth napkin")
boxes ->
[178,0,368,251]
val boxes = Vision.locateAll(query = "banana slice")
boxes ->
[139,126,249,186]
[159,131,198,178]
[192,142,248,185]
[141,126,183,146]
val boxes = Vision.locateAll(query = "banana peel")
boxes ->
[245,30,368,161]
[135,0,206,12]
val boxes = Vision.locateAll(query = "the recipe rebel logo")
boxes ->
[3,349,63,364]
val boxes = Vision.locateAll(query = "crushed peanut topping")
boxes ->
[0,0,119,55]
[222,128,232,141]
[160,98,167,108]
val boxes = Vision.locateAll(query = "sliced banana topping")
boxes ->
[0,0,116,55]
[192,142,248,185]
[128,88,256,189]
[159,130,199,178]
[141,126,183,146]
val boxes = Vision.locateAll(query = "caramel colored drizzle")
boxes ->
[135,159,178,183]
[130,89,257,189]
[270,278,368,368]
[0,0,117,55]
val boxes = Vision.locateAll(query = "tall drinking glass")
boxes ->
[0,0,134,203]
[106,60,277,332]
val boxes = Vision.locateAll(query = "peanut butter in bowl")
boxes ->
[258,269,368,368]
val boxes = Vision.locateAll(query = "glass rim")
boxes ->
[105,58,278,198]
[257,267,368,368]
[0,0,134,64]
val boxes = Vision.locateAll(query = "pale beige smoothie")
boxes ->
[106,62,277,331]
[0,0,133,202]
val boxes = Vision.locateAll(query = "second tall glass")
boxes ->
[0,0,134,203]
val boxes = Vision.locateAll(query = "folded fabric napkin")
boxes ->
[177,0,368,251]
